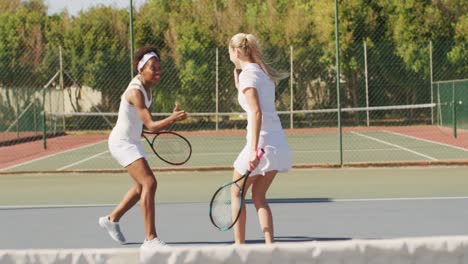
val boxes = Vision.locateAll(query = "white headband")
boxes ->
[137,52,159,72]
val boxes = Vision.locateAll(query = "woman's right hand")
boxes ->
[170,104,187,122]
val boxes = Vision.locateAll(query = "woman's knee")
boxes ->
[134,184,143,195]
[231,184,241,198]
[141,176,157,192]
[251,190,267,208]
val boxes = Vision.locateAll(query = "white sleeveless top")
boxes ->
[233,63,291,176]
[237,63,283,133]
[110,75,152,143]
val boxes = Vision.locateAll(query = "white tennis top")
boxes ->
[233,63,292,175]
[238,63,283,133]
[110,75,152,143]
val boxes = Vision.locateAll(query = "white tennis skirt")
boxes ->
[233,130,292,176]
[108,137,148,168]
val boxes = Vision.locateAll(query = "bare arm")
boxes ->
[243,87,262,168]
[233,68,240,89]
[126,89,187,132]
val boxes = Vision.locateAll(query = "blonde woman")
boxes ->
[228,33,292,244]
[99,46,187,249]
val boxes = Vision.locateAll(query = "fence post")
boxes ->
[60,46,66,131]
[42,87,47,149]
[453,81,457,138]
[364,41,370,126]
[42,110,47,149]
[334,0,343,166]
[15,89,20,139]
[34,102,37,136]
[216,47,219,131]
[437,82,442,125]
[429,41,434,124]
[290,45,294,129]
[129,0,135,78]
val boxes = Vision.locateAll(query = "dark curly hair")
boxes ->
[133,45,160,73]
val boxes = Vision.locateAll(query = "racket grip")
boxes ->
[257,148,265,159]
[248,149,265,171]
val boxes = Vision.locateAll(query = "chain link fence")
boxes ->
[1,1,467,172]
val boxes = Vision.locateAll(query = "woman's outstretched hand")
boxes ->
[170,103,187,122]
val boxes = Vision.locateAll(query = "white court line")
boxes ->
[333,196,468,202]
[352,132,438,161]
[383,130,468,152]
[1,139,108,171]
[2,196,468,209]
[0,204,117,210]
[289,148,401,153]
[192,148,401,157]
[58,150,109,171]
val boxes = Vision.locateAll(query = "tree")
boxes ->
[384,0,467,81]
[62,6,130,111]
[0,0,50,131]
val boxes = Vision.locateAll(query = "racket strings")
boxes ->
[151,133,191,164]
[211,184,242,230]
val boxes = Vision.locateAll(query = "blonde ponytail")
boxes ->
[229,33,289,81]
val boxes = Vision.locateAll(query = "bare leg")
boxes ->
[232,170,257,244]
[109,184,142,222]
[251,170,277,244]
[125,158,158,240]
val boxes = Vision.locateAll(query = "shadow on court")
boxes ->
[259,198,333,204]
[167,236,351,245]
[1,198,468,249]
[274,236,352,242]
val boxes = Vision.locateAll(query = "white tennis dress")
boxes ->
[233,63,292,176]
[108,76,152,167]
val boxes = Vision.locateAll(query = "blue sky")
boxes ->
[46,0,145,15]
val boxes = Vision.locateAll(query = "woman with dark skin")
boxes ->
[99,46,187,249]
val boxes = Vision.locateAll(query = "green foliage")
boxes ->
[60,6,130,111]
[0,0,466,116]
[447,12,467,76]
[0,0,49,87]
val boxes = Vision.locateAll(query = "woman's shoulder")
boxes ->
[240,65,261,78]
[129,76,143,87]
[242,63,261,72]
[123,76,144,98]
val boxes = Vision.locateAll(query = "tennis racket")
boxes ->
[142,130,192,166]
[209,149,265,231]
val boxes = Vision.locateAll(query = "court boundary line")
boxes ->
[0,139,108,171]
[351,132,438,161]
[58,150,110,171]
[383,130,468,152]
[2,196,468,209]
[2,161,468,175]
[35,144,453,172]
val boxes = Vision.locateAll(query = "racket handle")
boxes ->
[248,148,265,171]
[257,148,265,159]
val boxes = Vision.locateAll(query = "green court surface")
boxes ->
[1,167,467,206]
[4,130,468,172]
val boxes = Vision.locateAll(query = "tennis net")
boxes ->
[2,102,467,173]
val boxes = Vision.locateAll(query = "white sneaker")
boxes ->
[141,237,167,248]
[140,237,168,263]
[98,216,126,244]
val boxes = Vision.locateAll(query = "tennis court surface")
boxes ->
[2,125,467,172]
[1,124,468,263]
[1,167,468,263]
